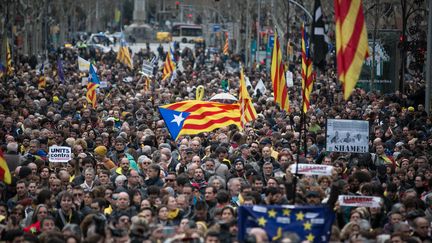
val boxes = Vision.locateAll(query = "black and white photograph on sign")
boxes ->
[326,119,369,153]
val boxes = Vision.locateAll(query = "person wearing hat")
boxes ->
[305,188,323,205]
[237,144,259,172]
[94,146,116,170]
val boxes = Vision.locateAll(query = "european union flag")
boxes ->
[238,205,335,243]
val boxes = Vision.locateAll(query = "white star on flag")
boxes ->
[171,112,185,126]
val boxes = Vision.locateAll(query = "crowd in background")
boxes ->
[0,40,431,243]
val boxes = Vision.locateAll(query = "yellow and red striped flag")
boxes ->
[117,41,133,69]
[301,24,313,113]
[271,31,290,112]
[86,64,100,108]
[223,32,229,55]
[334,0,369,100]
[159,101,241,140]
[5,37,12,76]
[38,76,46,90]
[239,66,257,128]
[86,82,98,108]
[0,151,12,184]
[162,51,175,81]
[144,76,151,91]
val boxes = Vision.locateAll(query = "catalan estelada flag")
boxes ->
[301,24,313,113]
[271,31,290,112]
[334,0,369,100]
[162,50,175,81]
[159,101,241,140]
[239,66,257,128]
[86,64,100,108]
[0,151,12,184]
[223,32,229,55]
[117,40,133,69]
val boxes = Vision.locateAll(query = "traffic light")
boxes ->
[176,1,180,10]
[398,35,407,50]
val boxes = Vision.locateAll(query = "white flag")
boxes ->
[78,56,90,72]
[254,79,267,96]
[244,75,252,89]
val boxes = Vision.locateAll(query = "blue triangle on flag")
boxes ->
[159,107,190,140]
[89,64,100,84]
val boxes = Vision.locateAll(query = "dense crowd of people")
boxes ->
[0,38,431,243]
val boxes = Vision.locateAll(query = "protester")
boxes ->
[0,29,431,243]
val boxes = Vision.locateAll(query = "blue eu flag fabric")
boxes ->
[238,205,335,242]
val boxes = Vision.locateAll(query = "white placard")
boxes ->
[78,56,90,72]
[48,146,72,163]
[290,164,333,176]
[142,61,154,77]
[100,81,108,88]
[81,77,88,86]
[338,195,382,208]
[326,119,369,153]
[286,71,294,87]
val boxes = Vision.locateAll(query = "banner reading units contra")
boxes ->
[326,119,369,153]
[48,146,72,163]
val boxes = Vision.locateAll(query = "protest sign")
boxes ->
[290,164,333,176]
[142,61,154,77]
[48,146,72,163]
[338,195,382,208]
[286,71,294,87]
[326,119,369,153]
[100,81,108,88]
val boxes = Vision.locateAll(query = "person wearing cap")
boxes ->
[259,138,279,160]
[176,147,195,174]
[305,188,323,205]
[94,146,116,170]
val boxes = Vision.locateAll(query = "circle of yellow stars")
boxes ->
[256,210,315,242]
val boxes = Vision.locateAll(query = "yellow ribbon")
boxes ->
[196,85,205,100]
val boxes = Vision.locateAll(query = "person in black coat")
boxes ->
[145,164,164,188]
